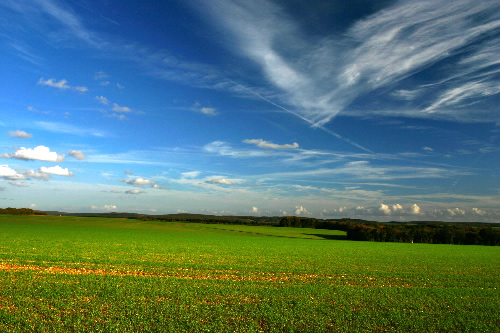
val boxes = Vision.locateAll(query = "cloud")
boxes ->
[91,205,117,211]
[0,166,51,181]
[101,111,127,120]
[0,165,20,179]
[125,189,145,195]
[472,207,486,216]
[73,86,88,92]
[207,178,234,185]
[410,204,421,215]
[196,0,500,125]
[379,204,391,215]
[295,206,310,216]
[181,171,201,178]
[120,177,159,188]
[252,206,259,213]
[392,204,403,212]
[192,102,218,116]
[68,150,86,160]
[112,103,132,113]
[24,169,51,180]
[447,207,466,216]
[6,130,33,138]
[243,139,299,149]
[94,71,109,80]
[200,107,217,116]
[9,181,28,187]
[36,121,106,137]
[96,96,110,105]
[39,165,74,177]
[3,146,64,162]
[37,77,70,89]
[37,77,88,92]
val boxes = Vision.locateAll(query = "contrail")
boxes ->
[227,79,373,153]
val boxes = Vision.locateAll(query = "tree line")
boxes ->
[0,207,47,216]
[279,216,500,246]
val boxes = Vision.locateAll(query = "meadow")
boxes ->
[0,215,498,332]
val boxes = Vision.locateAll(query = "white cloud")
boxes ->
[472,207,486,216]
[37,77,87,92]
[423,147,434,152]
[9,181,28,187]
[295,205,309,216]
[425,81,500,113]
[24,169,51,180]
[125,189,145,195]
[181,171,201,178]
[391,89,422,100]
[207,178,234,185]
[447,207,465,216]
[4,146,64,162]
[101,111,127,120]
[36,121,106,137]
[120,177,159,188]
[200,107,217,116]
[379,204,391,215]
[7,130,32,138]
[39,165,74,177]
[94,71,109,80]
[243,139,299,149]
[196,0,500,125]
[410,204,421,215]
[68,150,86,160]
[91,205,117,211]
[192,102,218,116]
[74,86,88,93]
[392,204,403,212]
[96,96,110,105]
[37,77,70,89]
[112,103,132,113]
[0,165,20,179]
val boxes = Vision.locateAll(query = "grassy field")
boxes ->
[0,215,498,332]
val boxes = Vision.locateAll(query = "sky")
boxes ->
[0,0,499,222]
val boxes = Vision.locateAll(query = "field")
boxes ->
[0,215,498,332]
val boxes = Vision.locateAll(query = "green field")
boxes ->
[0,215,498,332]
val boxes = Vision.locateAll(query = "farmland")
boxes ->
[0,215,499,332]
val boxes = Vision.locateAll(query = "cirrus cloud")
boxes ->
[243,139,299,149]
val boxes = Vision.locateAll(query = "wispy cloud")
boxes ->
[38,77,88,92]
[194,0,500,124]
[192,102,218,116]
[243,139,299,149]
[35,121,106,137]
[6,130,32,138]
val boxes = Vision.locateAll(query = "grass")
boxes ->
[0,214,499,332]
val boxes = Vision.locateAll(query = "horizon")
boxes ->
[1,0,499,223]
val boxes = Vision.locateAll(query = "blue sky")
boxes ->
[0,0,499,222]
